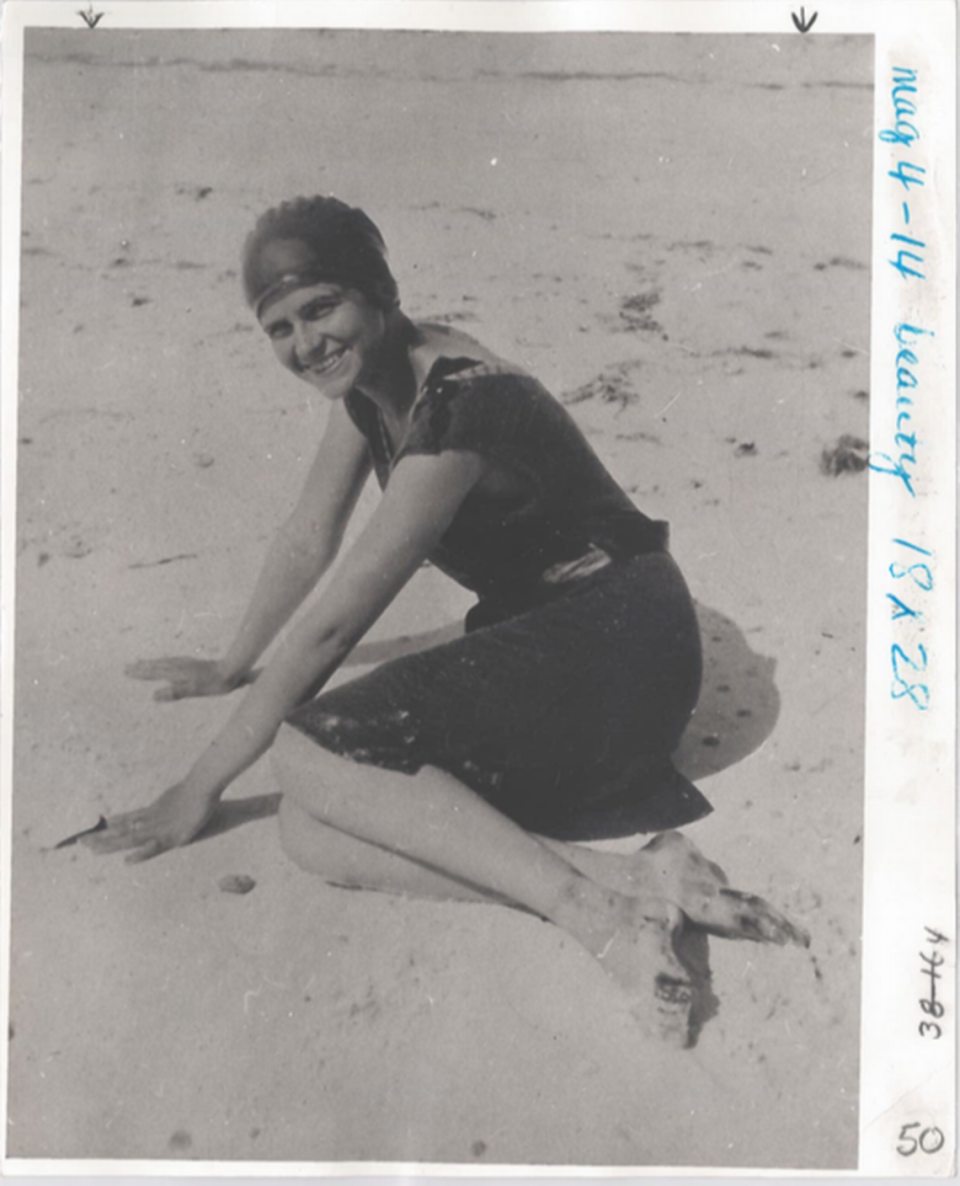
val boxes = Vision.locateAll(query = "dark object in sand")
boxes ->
[619,290,662,333]
[734,441,757,457]
[820,434,869,475]
[53,815,108,849]
[561,363,642,410]
[218,873,257,895]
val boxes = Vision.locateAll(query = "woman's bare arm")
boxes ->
[127,402,373,700]
[88,449,486,861]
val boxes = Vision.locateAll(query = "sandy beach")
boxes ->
[8,29,872,1168]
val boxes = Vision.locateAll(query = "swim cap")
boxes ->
[242,196,399,318]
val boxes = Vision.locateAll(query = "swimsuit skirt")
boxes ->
[286,357,709,840]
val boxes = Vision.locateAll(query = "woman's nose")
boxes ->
[293,320,322,364]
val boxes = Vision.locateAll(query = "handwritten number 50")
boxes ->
[897,1123,945,1156]
[891,643,930,710]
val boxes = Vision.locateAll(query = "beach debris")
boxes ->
[425,309,478,325]
[130,295,150,307]
[734,441,758,457]
[813,255,866,272]
[853,389,869,401]
[562,362,642,410]
[52,815,108,850]
[619,289,662,333]
[616,429,661,445]
[669,238,713,252]
[38,552,50,567]
[168,1130,193,1152]
[177,184,213,201]
[820,434,868,475]
[218,874,256,895]
[128,552,199,570]
[192,452,215,469]
[459,206,496,221]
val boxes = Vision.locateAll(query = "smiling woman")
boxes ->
[95,194,808,1046]
[260,283,389,393]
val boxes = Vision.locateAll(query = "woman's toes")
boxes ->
[712,888,811,947]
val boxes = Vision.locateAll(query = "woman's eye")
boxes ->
[265,322,292,340]
[304,301,337,321]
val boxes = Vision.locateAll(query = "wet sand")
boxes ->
[9,29,871,1168]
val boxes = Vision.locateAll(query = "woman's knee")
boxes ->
[277,792,367,885]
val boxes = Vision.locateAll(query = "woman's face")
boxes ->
[258,281,387,399]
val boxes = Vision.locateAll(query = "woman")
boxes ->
[88,197,806,1043]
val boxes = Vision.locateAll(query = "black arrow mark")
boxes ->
[77,4,104,28]
[792,7,818,33]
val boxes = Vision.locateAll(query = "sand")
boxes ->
[8,29,872,1169]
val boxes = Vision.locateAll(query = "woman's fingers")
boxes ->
[82,811,160,854]
[126,657,197,680]
[84,828,142,854]
[86,823,171,858]
[77,785,216,863]
[128,657,246,701]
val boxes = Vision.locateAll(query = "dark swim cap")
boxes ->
[242,196,399,317]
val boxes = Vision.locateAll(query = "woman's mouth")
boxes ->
[304,346,348,377]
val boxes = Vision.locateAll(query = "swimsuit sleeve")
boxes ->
[395,369,537,475]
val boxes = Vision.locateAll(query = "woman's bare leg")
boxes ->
[279,795,515,905]
[272,724,693,1042]
[276,744,807,948]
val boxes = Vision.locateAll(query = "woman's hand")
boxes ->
[82,783,219,863]
[125,657,258,702]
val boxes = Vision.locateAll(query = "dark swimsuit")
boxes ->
[286,356,711,840]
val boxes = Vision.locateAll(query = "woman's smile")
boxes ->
[302,344,349,378]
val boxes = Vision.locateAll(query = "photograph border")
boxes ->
[1,1,955,1178]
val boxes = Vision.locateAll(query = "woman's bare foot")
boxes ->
[570,832,810,948]
[562,891,697,1048]
[576,894,694,1046]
